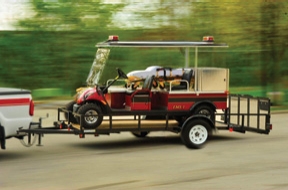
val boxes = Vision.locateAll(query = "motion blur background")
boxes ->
[0,0,287,106]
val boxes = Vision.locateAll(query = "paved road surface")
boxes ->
[0,104,287,190]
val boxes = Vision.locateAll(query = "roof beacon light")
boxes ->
[108,35,119,41]
[203,36,214,42]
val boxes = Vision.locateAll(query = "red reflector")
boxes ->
[108,35,119,41]
[29,100,34,116]
[59,124,62,129]
[229,127,233,132]
[203,36,214,42]
[270,124,272,130]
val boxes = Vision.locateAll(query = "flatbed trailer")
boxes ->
[17,36,272,149]
[18,94,272,149]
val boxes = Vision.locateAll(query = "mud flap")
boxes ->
[0,125,6,149]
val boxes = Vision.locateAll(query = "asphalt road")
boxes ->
[0,104,287,190]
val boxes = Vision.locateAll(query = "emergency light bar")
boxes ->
[97,35,228,48]
[203,36,214,42]
[108,35,119,41]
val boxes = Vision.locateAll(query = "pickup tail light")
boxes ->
[29,100,34,116]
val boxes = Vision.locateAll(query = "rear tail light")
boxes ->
[29,100,34,116]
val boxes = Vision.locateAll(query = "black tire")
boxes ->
[76,103,103,129]
[132,131,149,138]
[181,119,211,149]
[64,101,78,124]
[193,105,215,123]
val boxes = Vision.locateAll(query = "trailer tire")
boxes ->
[181,119,211,149]
[76,104,103,129]
[132,131,149,138]
[64,101,78,124]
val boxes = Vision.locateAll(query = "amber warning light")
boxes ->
[203,36,214,42]
[108,35,119,41]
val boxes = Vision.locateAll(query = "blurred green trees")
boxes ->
[0,1,287,100]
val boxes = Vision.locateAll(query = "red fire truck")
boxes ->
[18,36,272,149]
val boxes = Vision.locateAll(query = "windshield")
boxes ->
[86,48,110,86]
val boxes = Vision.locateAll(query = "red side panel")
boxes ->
[125,94,131,107]
[151,92,168,109]
[167,92,228,111]
[130,94,151,110]
[110,92,126,109]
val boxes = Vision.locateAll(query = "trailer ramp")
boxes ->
[225,94,271,134]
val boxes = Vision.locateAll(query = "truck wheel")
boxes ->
[64,101,78,124]
[193,105,215,122]
[181,119,211,149]
[76,104,103,129]
[132,131,149,138]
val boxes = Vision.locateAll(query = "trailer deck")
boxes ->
[17,94,272,149]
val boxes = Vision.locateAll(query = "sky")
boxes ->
[0,0,166,30]
[0,0,34,30]
[0,0,194,30]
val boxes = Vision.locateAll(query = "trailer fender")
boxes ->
[189,101,216,113]
[182,115,215,131]
[189,101,216,123]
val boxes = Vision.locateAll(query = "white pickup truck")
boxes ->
[0,87,34,150]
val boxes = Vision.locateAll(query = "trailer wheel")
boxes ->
[76,104,103,129]
[181,119,211,149]
[64,101,78,124]
[132,131,149,138]
[193,105,215,123]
